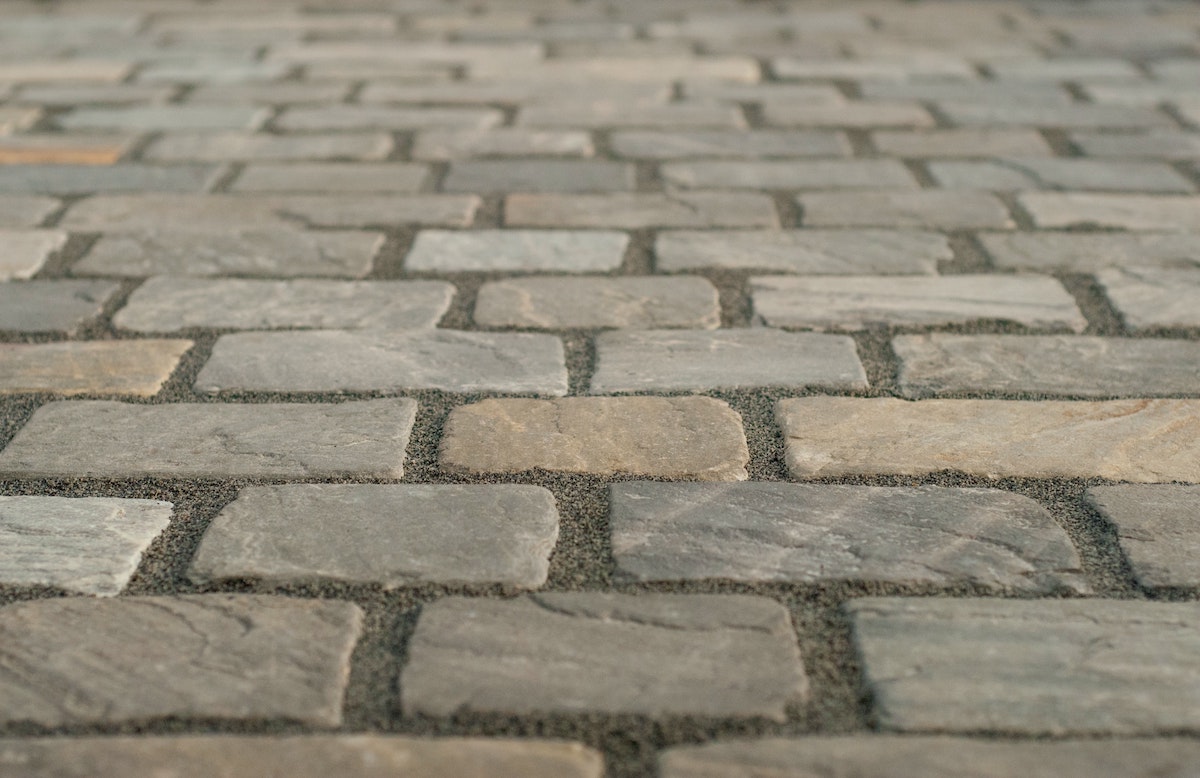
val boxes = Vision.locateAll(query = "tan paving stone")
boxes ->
[475,276,720,329]
[0,340,191,396]
[0,136,133,165]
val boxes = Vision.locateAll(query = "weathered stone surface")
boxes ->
[15,84,174,106]
[771,58,973,80]
[519,101,746,129]
[799,190,1014,229]
[860,81,1070,105]
[0,497,172,596]
[441,397,749,480]
[990,58,1141,81]
[591,330,866,393]
[1095,266,1200,330]
[848,597,1200,734]
[475,276,719,329]
[506,192,778,228]
[196,331,567,395]
[187,82,353,104]
[0,340,191,396]
[611,130,849,159]
[929,159,1193,193]
[1020,193,1200,231]
[137,60,291,83]
[413,129,595,160]
[0,60,132,82]
[1087,485,1200,589]
[277,105,503,131]
[472,56,759,83]
[74,230,384,278]
[115,278,453,331]
[776,397,1200,481]
[662,159,917,190]
[655,230,947,274]
[0,595,362,727]
[0,229,65,279]
[0,399,417,479]
[0,736,605,778]
[751,275,1085,331]
[405,229,627,273]
[894,334,1200,398]
[979,232,1200,272]
[146,132,393,162]
[610,482,1085,592]
[0,280,120,333]
[938,102,1170,129]
[0,164,222,195]
[443,160,634,192]
[57,105,269,131]
[872,128,1054,157]
[764,101,935,128]
[0,135,135,165]
[1072,131,1200,160]
[231,163,430,193]
[401,593,806,719]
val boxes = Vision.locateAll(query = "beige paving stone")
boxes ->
[661,159,917,190]
[930,159,1193,193]
[413,129,595,160]
[441,397,749,481]
[979,232,1200,272]
[681,82,846,105]
[0,340,191,396]
[472,56,760,83]
[519,101,747,129]
[0,136,133,165]
[475,276,719,329]
[0,595,362,727]
[276,105,504,131]
[776,396,1200,481]
[145,132,394,162]
[0,60,131,82]
[405,229,627,273]
[1094,266,1200,330]
[872,129,1054,157]
[230,163,430,193]
[1072,131,1200,160]
[0,229,66,279]
[185,82,352,104]
[1087,485,1200,589]
[506,192,778,228]
[799,190,1014,229]
[443,159,634,193]
[938,101,1171,128]
[655,230,947,274]
[611,129,849,159]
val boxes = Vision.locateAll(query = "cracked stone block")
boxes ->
[405,229,627,273]
[0,399,417,479]
[0,280,120,333]
[655,229,947,274]
[146,132,393,162]
[231,163,430,193]
[57,105,270,132]
[1086,485,1200,589]
[848,597,1200,734]
[0,340,191,396]
[929,159,1193,193]
[0,229,67,279]
[276,106,503,131]
[441,397,749,481]
[872,129,1054,157]
[0,496,172,596]
[610,482,1086,593]
[196,331,567,395]
[475,276,719,329]
[413,129,595,160]
[506,192,778,228]
[611,130,849,159]
[0,595,362,727]
[661,159,917,190]
[590,329,866,393]
[190,484,559,589]
[443,160,634,193]
[1019,193,1200,230]
[1095,266,1200,330]
[0,164,223,195]
[401,593,806,719]
[979,232,1200,272]
[776,397,1200,482]
[799,190,1013,229]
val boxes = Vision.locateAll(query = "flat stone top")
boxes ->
[0,279,121,333]
[1086,485,1200,589]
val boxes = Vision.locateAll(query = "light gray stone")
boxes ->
[137,60,292,83]
[442,160,634,193]
[848,597,1200,734]
[929,159,1193,193]
[799,190,1014,229]
[980,232,1200,272]
[772,58,974,80]
[590,329,866,393]
[776,396,1200,481]
[1071,131,1200,160]
[0,198,60,230]
[750,275,1085,331]
[937,102,1171,128]
[362,80,668,106]
[872,129,1054,157]
[655,230,947,274]
[57,105,269,131]
[0,399,417,479]
[611,130,849,159]
[276,106,503,131]
[989,58,1142,81]
[470,56,758,83]
[662,159,917,190]
[519,101,746,129]
[763,101,935,128]
[401,593,806,719]
[1083,82,1200,105]
[231,163,430,193]
[0,595,362,727]
[475,277,719,329]
[860,81,1071,105]
[0,60,132,83]
[0,280,120,333]
[0,134,136,165]
[405,230,627,273]
[1087,485,1200,589]
[413,129,595,160]
[186,82,353,104]
[506,192,778,228]
[0,164,221,195]
[146,132,393,162]
[1095,266,1200,330]
[0,229,66,280]
[196,331,568,395]
[0,340,192,396]
[0,497,172,596]
[681,82,846,105]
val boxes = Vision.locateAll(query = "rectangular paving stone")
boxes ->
[591,329,866,393]
[0,135,135,165]
[519,101,746,129]
[1083,82,1200,105]
[772,58,975,80]
[146,132,393,162]
[610,130,850,159]
[0,279,119,333]
[895,334,1200,398]
[776,396,1200,481]
[475,276,719,329]
[989,58,1142,81]
[405,229,627,273]
[190,484,558,590]
[413,129,595,160]
[764,101,935,128]
[799,190,1014,229]
[979,232,1200,272]
[848,597,1200,734]
[679,83,846,105]
[655,230,947,274]
[0,164,222,195]
[277,106,503,131]
[662,159,917,190]
[57,105,269,132]
[1020,193,1200,230]
[0,340,191,397]
[442,160,634,193]
[231,163,430,193]
[859,80,1071,105]
[872,129,1055,157]
[610,482,1085,593]
[1095,266,1200,330]
[0,229,66,279]
[136,60,292,84]
[937,101,1171,128]
[0,399,417,479]
[1072,131,1200,160]
[0,198,59,229]
[0,595,361,727]
[0,496,172,596]
[0,60,131,82]
[472,56,760,83]
[1087,485,1200,590]
[930,159,1193,193]
[506,192,778,228]
[185,82,354,105]
[401,593,806,720]
[441,396,749,480]
[196,331,567,395]
[751,275,1084,331]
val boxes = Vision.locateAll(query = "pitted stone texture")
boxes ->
[1020,193,1200,231]
[0,280,120,333]
[661,159,917,190]
[799,190,1013,229]
[929,159,1193,193]
[75,230,384,279]
[115,278,452,331]
[0,230,66,279]
[0,340,191,397]
[610,483,1085,593]
[57,105,269,132]
[406,230,627,273]
[413,129,595,160]
[848,597,1200,734]
[231,163,430,193]
[751,275,1084,331]
[776,397,1200,482]
[0,595,362,727]
[196,331,567,395]
[591,330,866,393]
[872,129,1054,157]
[401,593,806,720]
[1086,485,1200,589]
[0,736,605,778]
[443,160,634,193]
[1095,266,1200,331]
[506,192,778,228]
[655,230,947,274]
[894,334,1200,398]
[611,130,849,159]
[277,106,503,131]
[441,397,749,481]
[980,232,1200,272]
[0,164,222,195]
[0,497,172,596]
[475,276,719,329]
[146,132,393,162]
[190,484,558,590]
[0,399,417,479]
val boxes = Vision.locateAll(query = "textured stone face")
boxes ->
[146,132,394,162]
[0,199,60,230]
[230,163,430,193]
[0,164,222,195]
[872,128,1054,157]
[1094,266,1200,330]
[661,159,917,189]
[655,230,946,274]
[0,595,363,727]
[611,129,849,158]
[401,593,807,719]
[1086,485,1200,589]
[0,280,120,332]
[413,129,595,159]
[0,340,192,396]
[57,105,270,131]
[797,190,1013,228]
[405,229,628,273]
[1019,193,1200,230]
[0,230,67,279]
[928,159,1192,193]
[979,232,1200,272]
[442,160,635,192]
[848,597,1200,734]
[504,192,779,228]
[474,276,720,329]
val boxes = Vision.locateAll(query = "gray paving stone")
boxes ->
[442,160,634,193]
[772,58,974,80]
[764,101,935,128]
[1095,266,1200,330]
[1021,193,1200,231]
[938,101,1171,128]
[591,329,866,393]
[186,82,353,105]
[751,275,1084,331]
[519,101,746,128]
[979,232,1200,272]
[0,279,120,333]
[0,229,66,279]
[988,58,1142,81]
[0,595,362,727]
[276,106,503,131]
[190,484,559,590]
[0,399,417,479]
[681,82,846,105]
[848,597,1200,734]
[896,334,1200,397]
[413,129,595,160]
[1072,131,1200,159]
[0,164,222,195]
[610,482,1085,592]
[361,80,669,106]
[0,135,137,165]
[506,192,778,228]
[776,396,1200,481]
[146,132,393,162]
[231,163,430,193]
[872,129,1055,157]
[1087,485,1200,589]
[1083,82,1200,105]
[196,330,568,395]
[0,199,59,230]
[929,159,1193,192]
[472,56,760,83]
[662,159,917,190]
[475,276,719,329]
[859,80,1071,105]
[401,593,806,719]
[798,190,1014,229]
[0,340,191,397]
[0,496,172,596]
[0,60,131,82]
[405,229,627,273]
[655,230,947,274]
[114,278,452,332]
[611,130,849,159]
[57,105,269,132]
[137,60,292,83]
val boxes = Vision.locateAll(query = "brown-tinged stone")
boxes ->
[0,136,132,165]
[0,340,192,396]
[474,276,720,329]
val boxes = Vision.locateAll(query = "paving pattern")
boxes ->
[1,0,1199,775]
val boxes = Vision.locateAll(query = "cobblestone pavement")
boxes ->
[1,0,1199,775]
